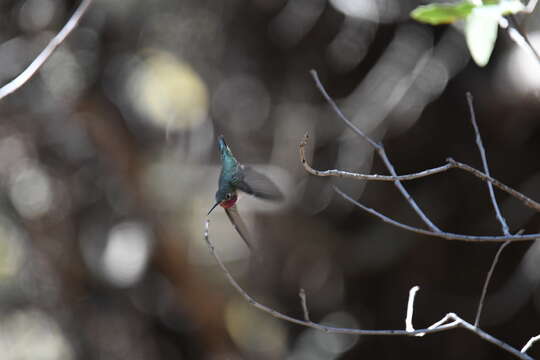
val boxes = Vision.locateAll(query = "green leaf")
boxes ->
[482,0,500,5]
[465,6,499,66]
[464,1,525,66]
[411,0,527,66]
[410,1,476,25]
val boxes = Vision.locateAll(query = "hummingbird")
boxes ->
[207,135,283,251]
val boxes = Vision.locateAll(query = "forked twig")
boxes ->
[299,134,540,213]
[303,72,540,355]
[310,70,441,233]
[447,158,540,213]
[203,220,534,360]
[308,70,540,243]
[299,133,453,181]
[0,0,94,100]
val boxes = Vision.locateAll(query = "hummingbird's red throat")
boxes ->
[220,195,238,208]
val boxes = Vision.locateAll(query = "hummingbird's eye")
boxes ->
[225,193,232,200]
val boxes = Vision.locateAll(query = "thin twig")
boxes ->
[204,220,533,360]
[310,70,378,149]
[333,186,540,242]
[447,158,540,212]
[0,0,94,100]
[466,92,510,236]
[425,313,456,332]
[466,92,512,327]
[299,133,453,181]
[450,313,533,360]
[300,134,540,214]
[299,134,540,213]
[299,289,311,322]
[310,70,441,233]
[503,15,540,65]
[474,240,511,327]
[522,334,540,353]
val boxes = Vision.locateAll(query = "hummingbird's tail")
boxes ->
[225,205,254,252]
[217,135,238,166]
[217,135,228,154]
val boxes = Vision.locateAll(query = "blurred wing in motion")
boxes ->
[236,166,283,201]
[225,205,254,252]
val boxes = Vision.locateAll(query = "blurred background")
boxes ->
[0,0,539,359]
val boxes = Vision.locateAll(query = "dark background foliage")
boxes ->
[0,0,539,359]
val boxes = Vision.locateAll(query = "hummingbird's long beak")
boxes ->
[207,202,220,216]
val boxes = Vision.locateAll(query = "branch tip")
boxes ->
[406,286,421,335]
[299,288,311,322]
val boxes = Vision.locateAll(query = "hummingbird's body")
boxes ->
[215,137,241,209]
[208,135,283,251]
[209,135,283,214]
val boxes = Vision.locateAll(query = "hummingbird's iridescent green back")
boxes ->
[216,135,283,202]
[216,136,241,203]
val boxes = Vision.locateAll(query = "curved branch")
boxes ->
[299,135,540,213]
[299,133,453,181]
[523,334,540,353]
[204,220,533,360]
[310,70,441,233]
[334,186,540,242]
[0,0,94,100]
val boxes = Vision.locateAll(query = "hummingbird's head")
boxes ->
[207,188,238,215]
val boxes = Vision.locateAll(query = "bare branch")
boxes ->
[204,219,450,335]
[309,70,378,149]
[466,92,512,327]
[505,23,540,64]
[333,186,540,242]
[300,134,540,213]
[310,70,441,232]
[425,313,457,332]
[522,334,540,353]
[0,0,94,100]
[447,158,540,212]
[448,313,533,360]
[299,133,453,181]
[204,220,534,360]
